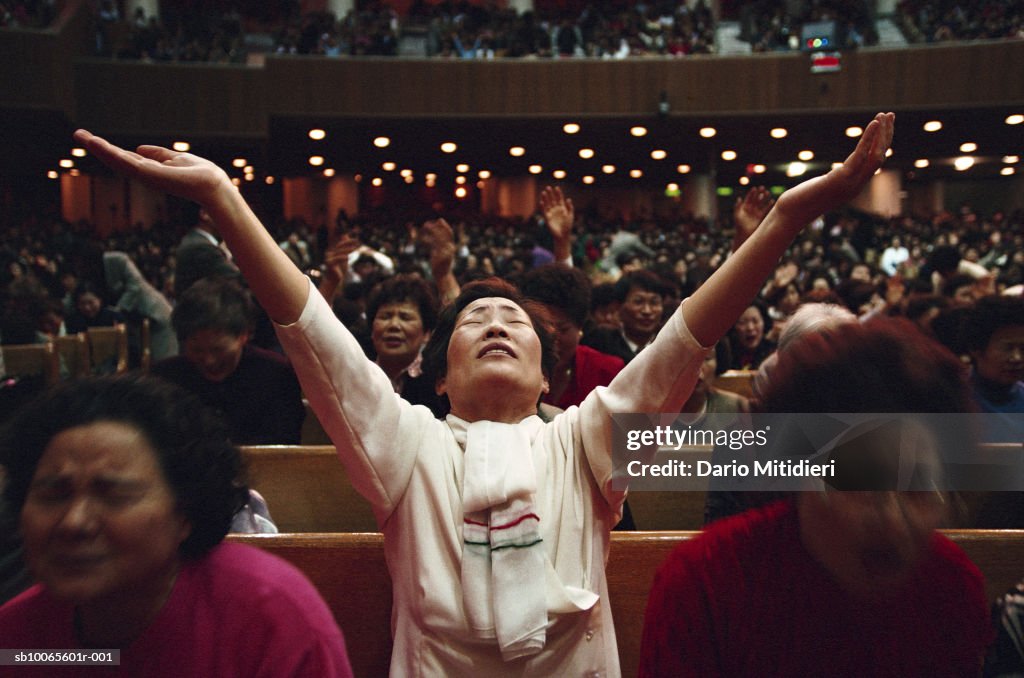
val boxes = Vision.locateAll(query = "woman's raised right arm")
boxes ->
[74,130,308,324]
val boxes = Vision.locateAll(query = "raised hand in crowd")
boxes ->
[318,233,360,303]
[539,185,574,263]
[419,218,460,305]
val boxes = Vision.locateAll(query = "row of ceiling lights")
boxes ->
[44,113,1022,182]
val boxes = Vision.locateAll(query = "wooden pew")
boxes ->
[240,445,378,532]
[230,530,1024,678]
[1,341,59,385]
[713,369,757,400]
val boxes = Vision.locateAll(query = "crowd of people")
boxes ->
[897,0,1024,43]
[1,112,1024,673]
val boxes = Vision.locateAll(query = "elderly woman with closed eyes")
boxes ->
[73,112,893,676]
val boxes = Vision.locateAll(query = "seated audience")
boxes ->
[152,278,304,445]
[0,375,353,676]
[727,301,775,369]
[641,319,992,676]
[582,269,670,364]
[64,282,122,334]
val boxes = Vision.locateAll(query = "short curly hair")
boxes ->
[366,274,440,333]
[519,264,592,329]
[0,375,248,559]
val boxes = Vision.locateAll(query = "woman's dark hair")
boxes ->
[519,264,591,328]
[0,375,248,559]
[365,274,440,333]
[420,278,557,417]
[171,278,254,342]
[962,295,1024,354]
[761,318,971,414]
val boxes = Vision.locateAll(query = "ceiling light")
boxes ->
[243,165,253,174]
[752,164,766,174]
[265,176,275,184]
[923,120,942,132]
[630,169,643,178]
[699,127,716,138]
[308,129,326,140]
[721,150,737,161]
[69,169,80,177]
[456,176,467,184]
[59,159,73,168]
[563,123,580,134]
[509,146,525,157]
[232,158,246,168]
[1001,167,1016,176]
[914,159,930,168]
[529,164,542,174]
[677,164,691,174]
[400,169,413,178]
[798,150,814,161]
[308,156,324,166]
[832,162,844,170]
[553,170,566,179]
[1003,156,1019,164]
[231,177,241,186]
[47,170,58,179]
[372,177,383,186]
[426,173,437,181]
[579,148,594,159]
[582,175,594,185]
[845,127,863,138]
[1006,114,1023,125]
[71,148,87,157]
[373,136,390,148]
[959,142,977,153]
[244,173,254,181]
[630,126,647,137]
[651,149,667,160]
[440,142,457,154]
[456,163,469,173]
[738,176,750,186]
[171,142,189,152]
[382,162,396,171]
[323,168,335,177]
[953,156,974,171]
[406,176,415,184]
[602,164,615,174]
[478,170,491,179]
[667,183,680,192]
[770,128,787,139]
[455,186,467,198]
[786,162,807,177]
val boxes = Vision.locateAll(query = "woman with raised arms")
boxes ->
[73,112,893,676]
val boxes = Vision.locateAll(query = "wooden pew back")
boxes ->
[231,530,1024,678]
[240,446,378,532]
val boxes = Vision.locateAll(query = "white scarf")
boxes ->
[452,415,548,660]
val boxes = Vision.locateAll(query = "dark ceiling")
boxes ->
[3,104,1021,191]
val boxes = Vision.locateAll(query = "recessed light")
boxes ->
[553,170,566,179]
[752,164,766,174]
[721,150,737,161]
[455,186,467,198]
[308,156,324,166]
[630,169,643,178]
[232,158,247,168]
[563,123,580,134]
[528,165,542,174]
[172,142,190,152]
[400,169,413,178]
[954,156,974,171]
[845,127,863,138]
[456,163,469,173]
[579,148,595,159]
[265,176,275,184]
[478,170,491,179]
[677,164,691,174]
[630,126,648,137]
[667,182,680,192]
[373,136,390,148]
[582,176,594,184]
[787,162,807,177]
[923,120,942,132]
[651,149,667,160]
[71,148,87,157]
[914,159,930,168]
[308,129,326,140]
[1006,114,1023,125]
[440,142,457,153]
[798,150,814,161]
[59,159,73,168]
[456,176,467,184]
[1001,167,1016,176]
[602,164,616,174]
[371,177,383,186]
[959,142,977,153]
[323,168,335,177]
[47,170,58,179]
[738,176,750,185]
[699,127,717,138]
[1003,155,1020,164]
[509,146,525,157]
[770,128,787,139]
